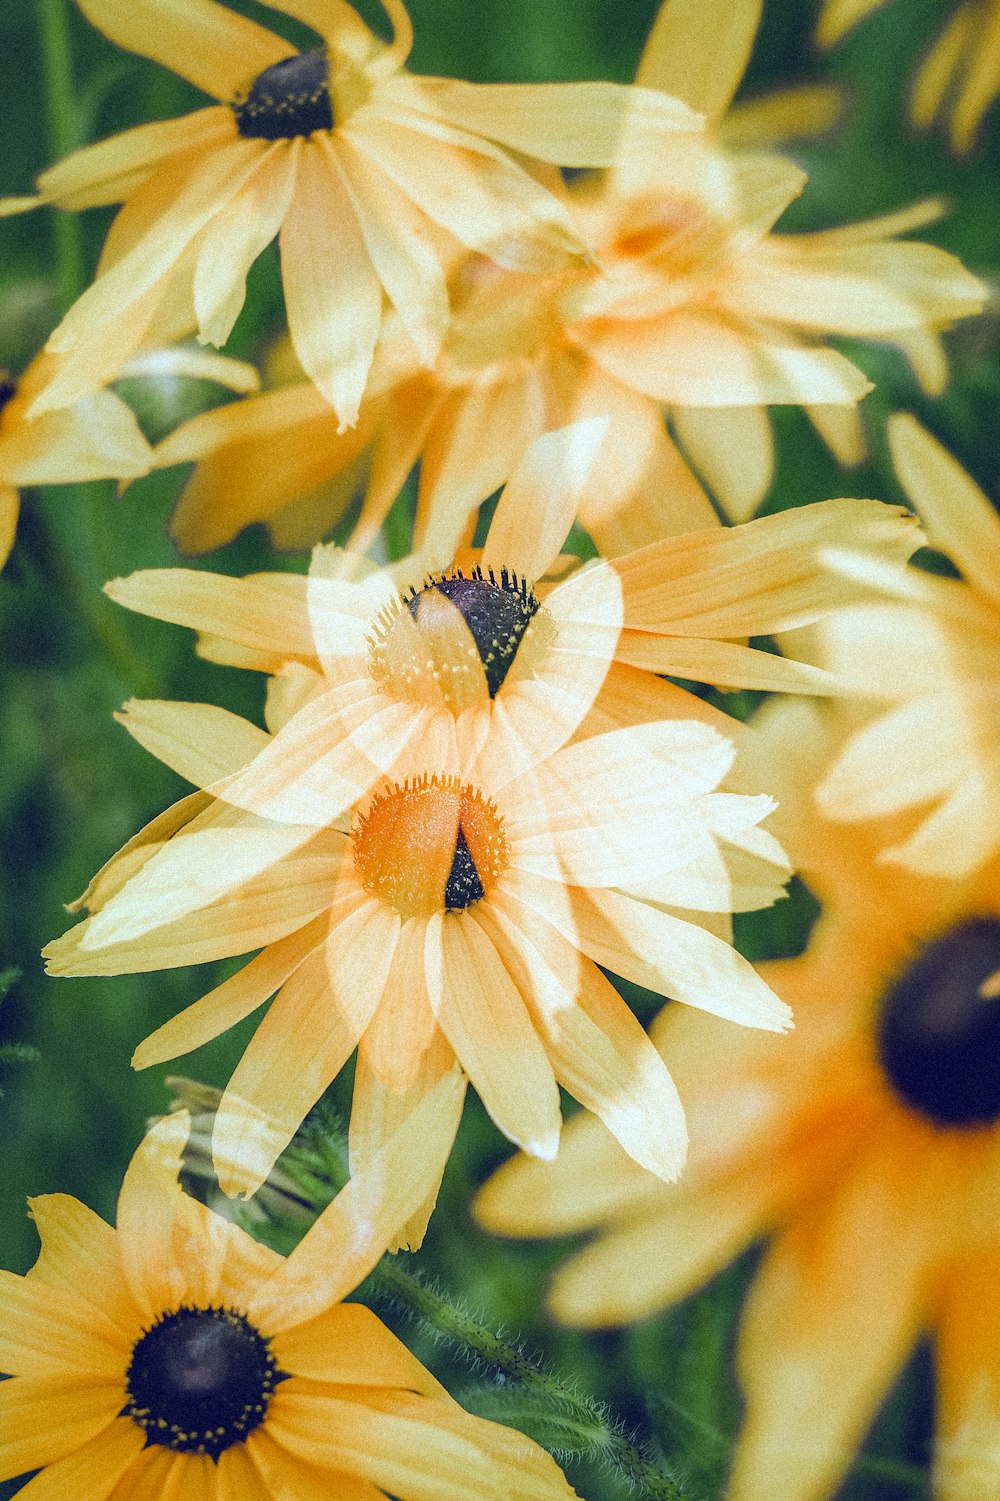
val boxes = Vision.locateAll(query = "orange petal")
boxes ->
[0,1270,129,1379]
[26,1195,139,1338]
[0,1376,124,1482]
[273,1302,445,1394]
[3,1417,145,1501]
[0,392,152,486]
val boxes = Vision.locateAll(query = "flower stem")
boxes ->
[37,0,87,312]
[365,1257,696,1501]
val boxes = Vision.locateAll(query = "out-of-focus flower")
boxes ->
[149,0,984,555]
[0,352,151,570]
[817,0,1000,152]
[814,414,1000,876]
[1,0,703,430]
[0,1102,583,1501]
[476,695,1000,1501]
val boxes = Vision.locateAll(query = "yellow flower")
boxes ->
[476,695,1000,1501]
[4,0,701,430]
[148,0,983,556]
[0,350,153,570]
[813,414,1000,877]
[817,0,1000,152]
[0,1102,583,1501]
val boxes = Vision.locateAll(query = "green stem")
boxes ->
[37,0,87,311]
[365,1258,695,1501]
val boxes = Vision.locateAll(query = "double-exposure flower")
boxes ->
[4,0,701,429]
[818,0,1000,152]
[148,0,983,556]
[813,414,1000,876]
[477,696,1000,1501]
[0,1103,582,1500]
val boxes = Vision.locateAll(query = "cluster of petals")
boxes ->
[817,0,1000,152]
[144,0,986,557]
[42,420,925,1234]
[0,1102,581,1501]
[477,695,1000,1501]
[2,0,707,432]
[809,415,1000,877]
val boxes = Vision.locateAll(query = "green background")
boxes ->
[1,1,997,1496]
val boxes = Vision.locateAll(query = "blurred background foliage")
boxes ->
[1,0,997,1496]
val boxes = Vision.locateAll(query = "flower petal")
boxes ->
[401,77,701,164]
[481,419,609,583]
[26,1195,138,1338]
[73,0,293,100]
[10,1418,145,1501]
[635,0,760,121]
[672,403,774,522]
[214,899,397,1197]
[250,1071,472,1328]
[0,484,18,569]
[889,412,1000,605]
[106,567,313,658]
[427,911,562,1158]
[481,892,687,1180]
[0,1376,124,1481]
[0,1271,128,1380]
[114,1111,193,1322]
[281,137,383,429]
[37,109,234,210]
[131,915,328,1069]
[0,392,152,486]
[273,1302,445,1393]
[113,699,270,787]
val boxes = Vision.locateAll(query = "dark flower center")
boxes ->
[0,374,17,413]
[234,49,333,140]
[123,1305,285,1459]
[445,826,485,909]
[407,567,541,698]
[877,916,1000,1128]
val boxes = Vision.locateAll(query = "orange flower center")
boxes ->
[878,916,1000,1128]
[369,566,551,711]
[234,49,334,139]
[124,1305,285,1458]
[352,774,509,920]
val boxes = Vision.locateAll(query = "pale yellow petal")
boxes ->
[427,910,562,1158]
[635,0,760,121]
[948,1,1000,152]
[805,401,867,466]
[579,309,871,406]
[815,0,889,47]
[911,5,975,131]
[482,892,687,1180]
[26,1194,138,1336]
[74,0,293,99]
[345,106,583,273]
[251,1071,473,1328]
[0,392,152,486]
[214,898,398,1197]
[616,634,837,693]
[399,76,701,164]
[481,419,609,583]
[113,699,270,787]
[106,567,313,657]
[335,134,448,366]
[720,84,844,148]
[672,403,774,522]
[281,137,383,429]
[194,143,299,346]
[889,412,1000,603]
[131,916,328,1069]
[37,108,234,210]
[114,1111,193,1321]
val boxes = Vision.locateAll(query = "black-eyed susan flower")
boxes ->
[44,700,792,1224]
[0,1102,584,1501]
[813,414,1000,876]
[818,0,1000,152]
[147,0,983,556]
[476,695,1000,1501]
[4,0,702,430]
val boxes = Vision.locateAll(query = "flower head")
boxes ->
[0,1102,581,1500]
[8,0,700,429]
[813,414,1000,876]
[150,0,983,555]
[476,695,1000,1501]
